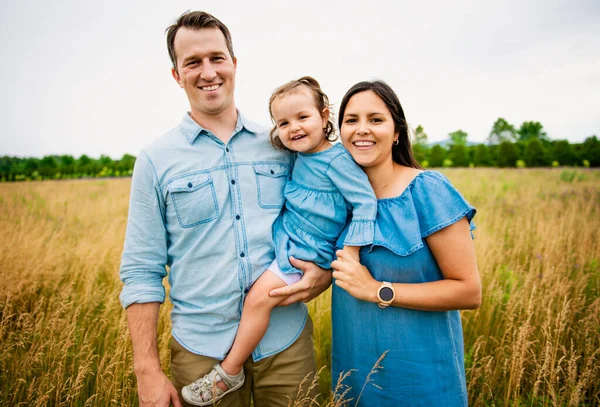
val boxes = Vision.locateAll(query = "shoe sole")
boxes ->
[181,380,245,406]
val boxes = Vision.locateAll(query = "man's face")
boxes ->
[172,27,237,119]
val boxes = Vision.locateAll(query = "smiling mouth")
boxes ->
[291,135,307,141]
[199,84,221,91]
[353,141,375,147]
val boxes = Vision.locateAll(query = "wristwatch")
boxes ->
[377,281,395,308]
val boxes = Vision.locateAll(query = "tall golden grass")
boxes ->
[1,169,599,406]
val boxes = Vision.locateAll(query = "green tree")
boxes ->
[473,144,492,166]
[496,141,518,167]
[39,156,58,178]
[413,125,428,146]
[58,155,76,176]
[429,145,446,167]
[487,144,499,166]
[581,135,600,167]
[524,138,548,167]
[116,154,136,173]
[518,121,548,142]
[0,154,141,182]
[77,154,93,175]
[488,118,517,144]
[551,140,575,166]
[449,144,469,167]
[411,125,429,165]
[24,158,39,175]
[99,155,114,169]
[448,129,468,147]
[0,156,14,181]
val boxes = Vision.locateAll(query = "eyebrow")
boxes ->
[181,56,199,65]
[344,112,387,117]
[182,51,227,64]
[276,110,311,123]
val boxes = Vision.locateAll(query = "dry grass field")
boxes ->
[0,168,599,406]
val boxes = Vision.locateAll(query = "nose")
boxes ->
[200,61,217,81]
[356,121,369,135]
[291,120,301,132]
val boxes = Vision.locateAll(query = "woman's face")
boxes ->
[340,90,398,169]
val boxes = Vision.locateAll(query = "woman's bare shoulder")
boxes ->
[382,166,424,198]
[398,166,424,182]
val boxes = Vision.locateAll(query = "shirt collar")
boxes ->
[180,111,263,144]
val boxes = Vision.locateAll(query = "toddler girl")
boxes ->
[182,76,377,406]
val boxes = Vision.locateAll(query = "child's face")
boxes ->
[271,87,330,154]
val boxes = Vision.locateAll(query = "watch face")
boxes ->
[379,286,394,302]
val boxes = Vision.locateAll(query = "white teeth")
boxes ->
[201,84,220,91]
[292,135,305,140]
[354,141,375,146]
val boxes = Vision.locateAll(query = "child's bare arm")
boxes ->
[343,245,361,262]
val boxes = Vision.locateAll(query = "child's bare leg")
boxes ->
[216,270,288,391]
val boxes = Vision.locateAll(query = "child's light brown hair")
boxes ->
[268,76,337,151]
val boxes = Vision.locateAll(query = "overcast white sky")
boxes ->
[1,0,599,158]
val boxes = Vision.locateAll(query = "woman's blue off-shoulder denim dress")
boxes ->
[332,171,476,407]
[273,143,377,276]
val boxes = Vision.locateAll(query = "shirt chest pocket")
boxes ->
[253,163,289,209]
[168,173,219,228]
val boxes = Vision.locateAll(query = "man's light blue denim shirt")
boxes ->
[119,112,307,361]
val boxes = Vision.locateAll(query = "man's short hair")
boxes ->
[166,11,235,72]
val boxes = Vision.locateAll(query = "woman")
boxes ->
[331,81,481,406]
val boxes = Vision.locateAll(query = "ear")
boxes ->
[321,107,330,127]
[233,56,237,69]
[171,67,182,88]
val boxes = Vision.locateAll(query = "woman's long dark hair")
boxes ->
[338,80,422,169]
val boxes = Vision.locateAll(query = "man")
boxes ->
[120,11,331,407]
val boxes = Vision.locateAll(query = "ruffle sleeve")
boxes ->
[336,171,476,256]
[411,171,476,239]
[326,148,377,246]
[343,219,376,246]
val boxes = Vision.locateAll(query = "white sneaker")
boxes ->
[181,363,245,406]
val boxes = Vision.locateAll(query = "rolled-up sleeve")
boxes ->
[119,150,168,309]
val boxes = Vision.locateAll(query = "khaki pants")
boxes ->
[171,317,318,407]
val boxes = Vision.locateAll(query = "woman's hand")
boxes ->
[330,249,379,303]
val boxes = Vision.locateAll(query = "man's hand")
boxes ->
[126,303,181,407]
[137,369,182,407]
[269,256,332,305]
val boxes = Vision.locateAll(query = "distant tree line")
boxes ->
[0,154,136,182]
[412,119,599,169]
[1,118,599,182]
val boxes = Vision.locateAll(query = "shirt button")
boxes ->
[235,215,240,220]
[244,288,249,294]
[226,147,229,152]
[270,170,274,174]
[187,182,193,188]
[231,180,236,185]
[240,252,245,258]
